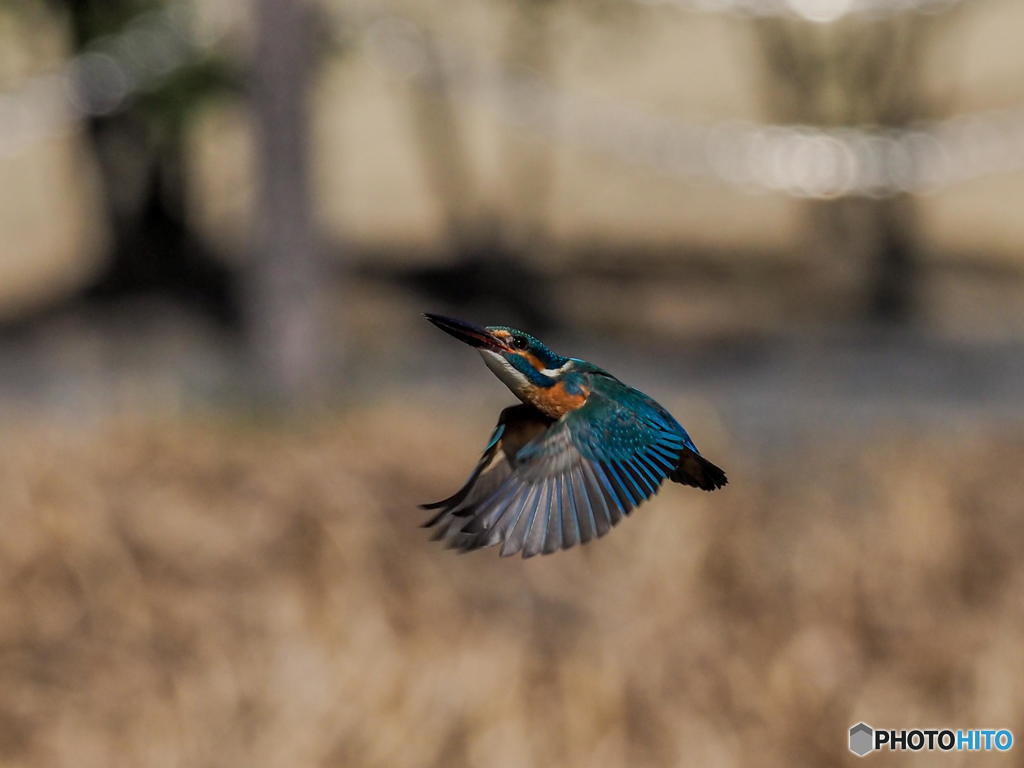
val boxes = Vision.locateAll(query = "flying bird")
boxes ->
[421,313,727,558]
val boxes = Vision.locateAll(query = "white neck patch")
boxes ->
[539,360,573,377]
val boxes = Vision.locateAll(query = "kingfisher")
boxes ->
[421,313,727,558]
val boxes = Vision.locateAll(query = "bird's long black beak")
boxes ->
[423,313,507,351]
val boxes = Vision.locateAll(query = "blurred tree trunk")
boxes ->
[753,16,937,324]
[48,0,237,326]
[247,0,325,406]
[406,34,484,258]
[501,0,556,255]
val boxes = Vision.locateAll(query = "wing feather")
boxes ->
[579,461,613,538]
[569,468,597,544]
[522,481,552,558]
[631,456,660,494]
[421,381,721,557]
[553,473,575,552]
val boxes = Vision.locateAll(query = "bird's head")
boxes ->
[424,313,570,395]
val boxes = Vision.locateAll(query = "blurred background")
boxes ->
[1,0,1023,765]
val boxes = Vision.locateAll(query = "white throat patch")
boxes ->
[480,350,532,396]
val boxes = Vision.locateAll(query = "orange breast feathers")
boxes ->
[526,380,590,419]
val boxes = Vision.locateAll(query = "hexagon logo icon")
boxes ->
[849,722,874,757]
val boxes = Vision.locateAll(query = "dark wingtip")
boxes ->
[700,461,728,491]
[420,506,450,528]
[703,474,728,491]
[670,450,728,492]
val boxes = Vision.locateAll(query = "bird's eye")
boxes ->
[512,336,528,350]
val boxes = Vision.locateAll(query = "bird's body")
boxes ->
[422,314,727,558]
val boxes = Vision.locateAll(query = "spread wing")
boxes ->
[421,390,690,558]
[420,404,553,545]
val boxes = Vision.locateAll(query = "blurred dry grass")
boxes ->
[1,406,1022,767]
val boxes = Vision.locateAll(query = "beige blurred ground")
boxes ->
[0,405,1021,768]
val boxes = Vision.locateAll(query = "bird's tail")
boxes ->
[669,448,728,491]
